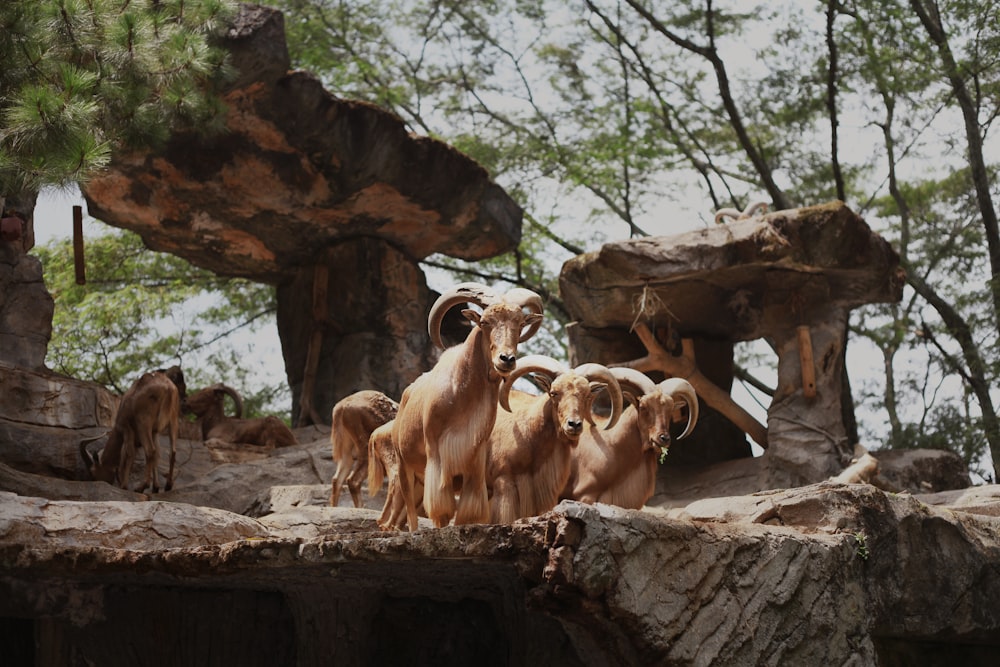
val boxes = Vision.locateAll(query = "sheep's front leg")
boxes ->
[455,443,490,525]
[117,432,136,491]
[423,451,456,528]
[489,475,519,524]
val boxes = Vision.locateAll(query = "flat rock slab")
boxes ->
[82,5,521,282]
[2,484,998,666]
[560,201,903,339]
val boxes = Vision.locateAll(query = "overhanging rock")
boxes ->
[80,4,523,422]
[560,202,905,491]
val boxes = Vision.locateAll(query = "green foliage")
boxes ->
[0,0,235,194]
[35,228,286,417]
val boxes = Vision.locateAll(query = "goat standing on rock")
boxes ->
[392,282,544,530]
[486,355,624,523]
[329,390,398,508]
[562,367,699,509]
[185,384,298,449]
[79,370,180,493]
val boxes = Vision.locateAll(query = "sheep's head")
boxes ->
[610,369,699,459]
[79,432,114,484]
[428,282,544,377]
[502,355,624,441]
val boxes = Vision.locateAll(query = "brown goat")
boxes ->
[561,368,699,509]
[185,383,297,449]
[330,390,398,507]
[486,355,623,523]
[79,370,180,493]
[392,282,544,530]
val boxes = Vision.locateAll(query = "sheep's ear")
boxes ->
[531,374,553,393]
[589,381,607,395]
[462,308,482,326]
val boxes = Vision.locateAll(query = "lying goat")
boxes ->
[562,368,699,509]
[486,355,623,523]
[392,282,544,530]
[79,370,180,493]
[330,390,398,507]
[185,383,297,449]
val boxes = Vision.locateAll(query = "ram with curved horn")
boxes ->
[485,354,624,523]
[185,383,298,449]
[561,367,698,509]
[390,282,544,530]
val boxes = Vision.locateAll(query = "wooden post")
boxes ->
[797,325,817,398]
[73,206,86,285]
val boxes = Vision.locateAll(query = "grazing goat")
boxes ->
[562,368,699,509]
[79,370,180,493]
[392,282,544,530]
[185,383,298,449]
[486,355,624,523]
[330,390,398,507]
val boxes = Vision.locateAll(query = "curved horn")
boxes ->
[574,363,624,430]
[79,440,96,468]
[499,354,567,412]
[713,207,742,224]
[658,378,699,440]
[427,282,499,350]
[609,367,657,403]
[502,287,545,342]
[742,201,769,217]
[215,384,244,418]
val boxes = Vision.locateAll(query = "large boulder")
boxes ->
[80,4,523,423]
[1,483,997,665]
[560,202,906,492]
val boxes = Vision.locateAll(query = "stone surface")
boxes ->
[0,254,53,370]
[560,202,905,492]
[1,484,997,665]
[82,6,522,281]
[76,4,521,422]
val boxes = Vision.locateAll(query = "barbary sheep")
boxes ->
[367,420,426,530]
[330,390,399,508]
[392,282,544,530]
[185,383,297,449]
[79,370,180,493]
[486,355,624,523]
[561,368,698,509]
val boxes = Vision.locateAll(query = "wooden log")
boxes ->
[618,323,769,449]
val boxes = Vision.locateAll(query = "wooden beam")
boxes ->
[618,323,769,449]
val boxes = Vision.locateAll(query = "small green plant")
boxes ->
[852,531,870,561]
[658,446,669,464]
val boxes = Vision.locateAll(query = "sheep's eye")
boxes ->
[549,391,560,400]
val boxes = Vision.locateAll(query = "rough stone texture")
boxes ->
[1,484,997,666]
[0,364,117,480]
[560,202,905,492]
[76,3,522,424]
[0,253,52,371]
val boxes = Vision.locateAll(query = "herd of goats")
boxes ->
[78,282,700,531]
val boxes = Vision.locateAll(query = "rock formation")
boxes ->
[2,481,998,666]
[80,4,522,424]
[560,201,908,496]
